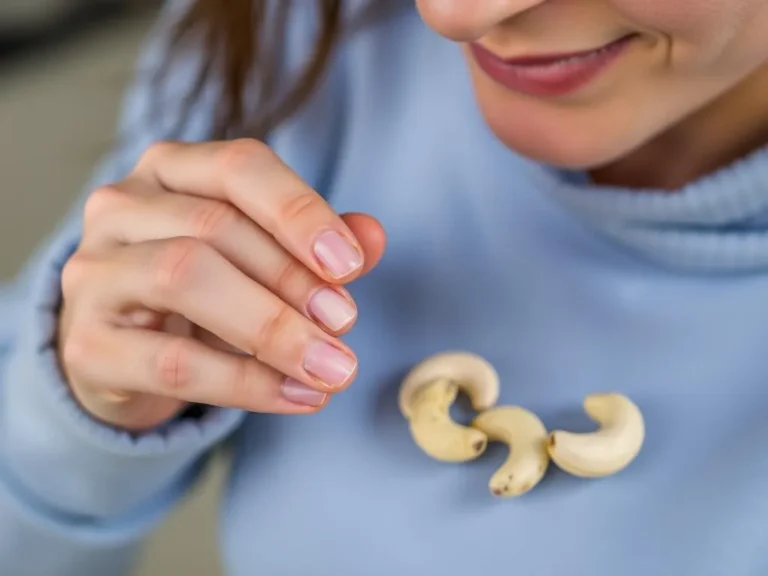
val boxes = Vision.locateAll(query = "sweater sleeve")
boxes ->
[0,3,249,574]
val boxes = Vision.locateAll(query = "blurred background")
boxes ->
[0,2,225,574]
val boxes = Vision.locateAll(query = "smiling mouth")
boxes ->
[469,34,639,98]
[497,34,639,67]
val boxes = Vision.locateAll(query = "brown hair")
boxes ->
[163,0,344,141]
[156,1,406,141]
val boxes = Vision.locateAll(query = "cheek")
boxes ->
[615,0,758,53]
[618,0,768,76]
[616,0,734,31]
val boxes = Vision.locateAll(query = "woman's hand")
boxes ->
[57,139,386,432]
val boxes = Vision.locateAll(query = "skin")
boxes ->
[415,0,768,189]
[59,1,768,431]
[58,140,387,431]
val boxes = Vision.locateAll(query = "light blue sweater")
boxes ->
[3,3,768,575]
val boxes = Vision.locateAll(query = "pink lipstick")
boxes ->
[469,34,636,98]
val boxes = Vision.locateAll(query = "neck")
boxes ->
[590,64,768,191]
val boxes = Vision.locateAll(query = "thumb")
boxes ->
[341,212,387,277]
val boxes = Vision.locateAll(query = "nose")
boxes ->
[415,0,548,42]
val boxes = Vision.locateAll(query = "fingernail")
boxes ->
[304,341,357,388]
[308,288,357,332]
[281,378,327,407]
[313,230,362,279]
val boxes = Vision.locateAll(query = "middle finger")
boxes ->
[92,237,359,393]
[84,185,358,335]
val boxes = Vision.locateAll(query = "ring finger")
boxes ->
[85,238,359,393]
[82,184,357,335]
[68,322,331,413]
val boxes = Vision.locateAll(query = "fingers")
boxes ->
[78,238,358,394]
[82,185,358,335]
[62,138,388,427]
[132,139,370,284]
[64,322,330,414]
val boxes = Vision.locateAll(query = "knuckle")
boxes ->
[151,237,207,298]
[155,336,197,394]
[229,356,258,406]
[189,199,240,243]
[135,140,177,173]
[61,327,95,375]
[274,190,319,226]
[250,304,294,357]
[216,138,272,175]
[60,252,92,300]
[82,184,125,231]
[271,258,304,297]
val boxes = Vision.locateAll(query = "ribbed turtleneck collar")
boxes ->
[537,146,768,273]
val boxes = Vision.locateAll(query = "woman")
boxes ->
[2,0,768,574]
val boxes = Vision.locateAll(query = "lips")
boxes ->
[469,35,636,98]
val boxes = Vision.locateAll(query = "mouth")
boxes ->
[469,34,638,98]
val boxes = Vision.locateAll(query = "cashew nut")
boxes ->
[547,393,644,478]
[405,378,490,462]
[399,352,500,462]
[471,406,550,497]
[399,351,500,420]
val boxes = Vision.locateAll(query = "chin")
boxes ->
[469,69,652,171]
[477,95,644,171]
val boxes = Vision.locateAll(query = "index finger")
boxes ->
[132,139,364,283]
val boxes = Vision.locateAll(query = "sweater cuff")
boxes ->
[0,227,246,520]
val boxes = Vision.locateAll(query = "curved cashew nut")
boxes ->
[399,352,499,463]
[406,379,490,462]
[472,406,550,497]
[399,351,500,420]
[547,393,644,478]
